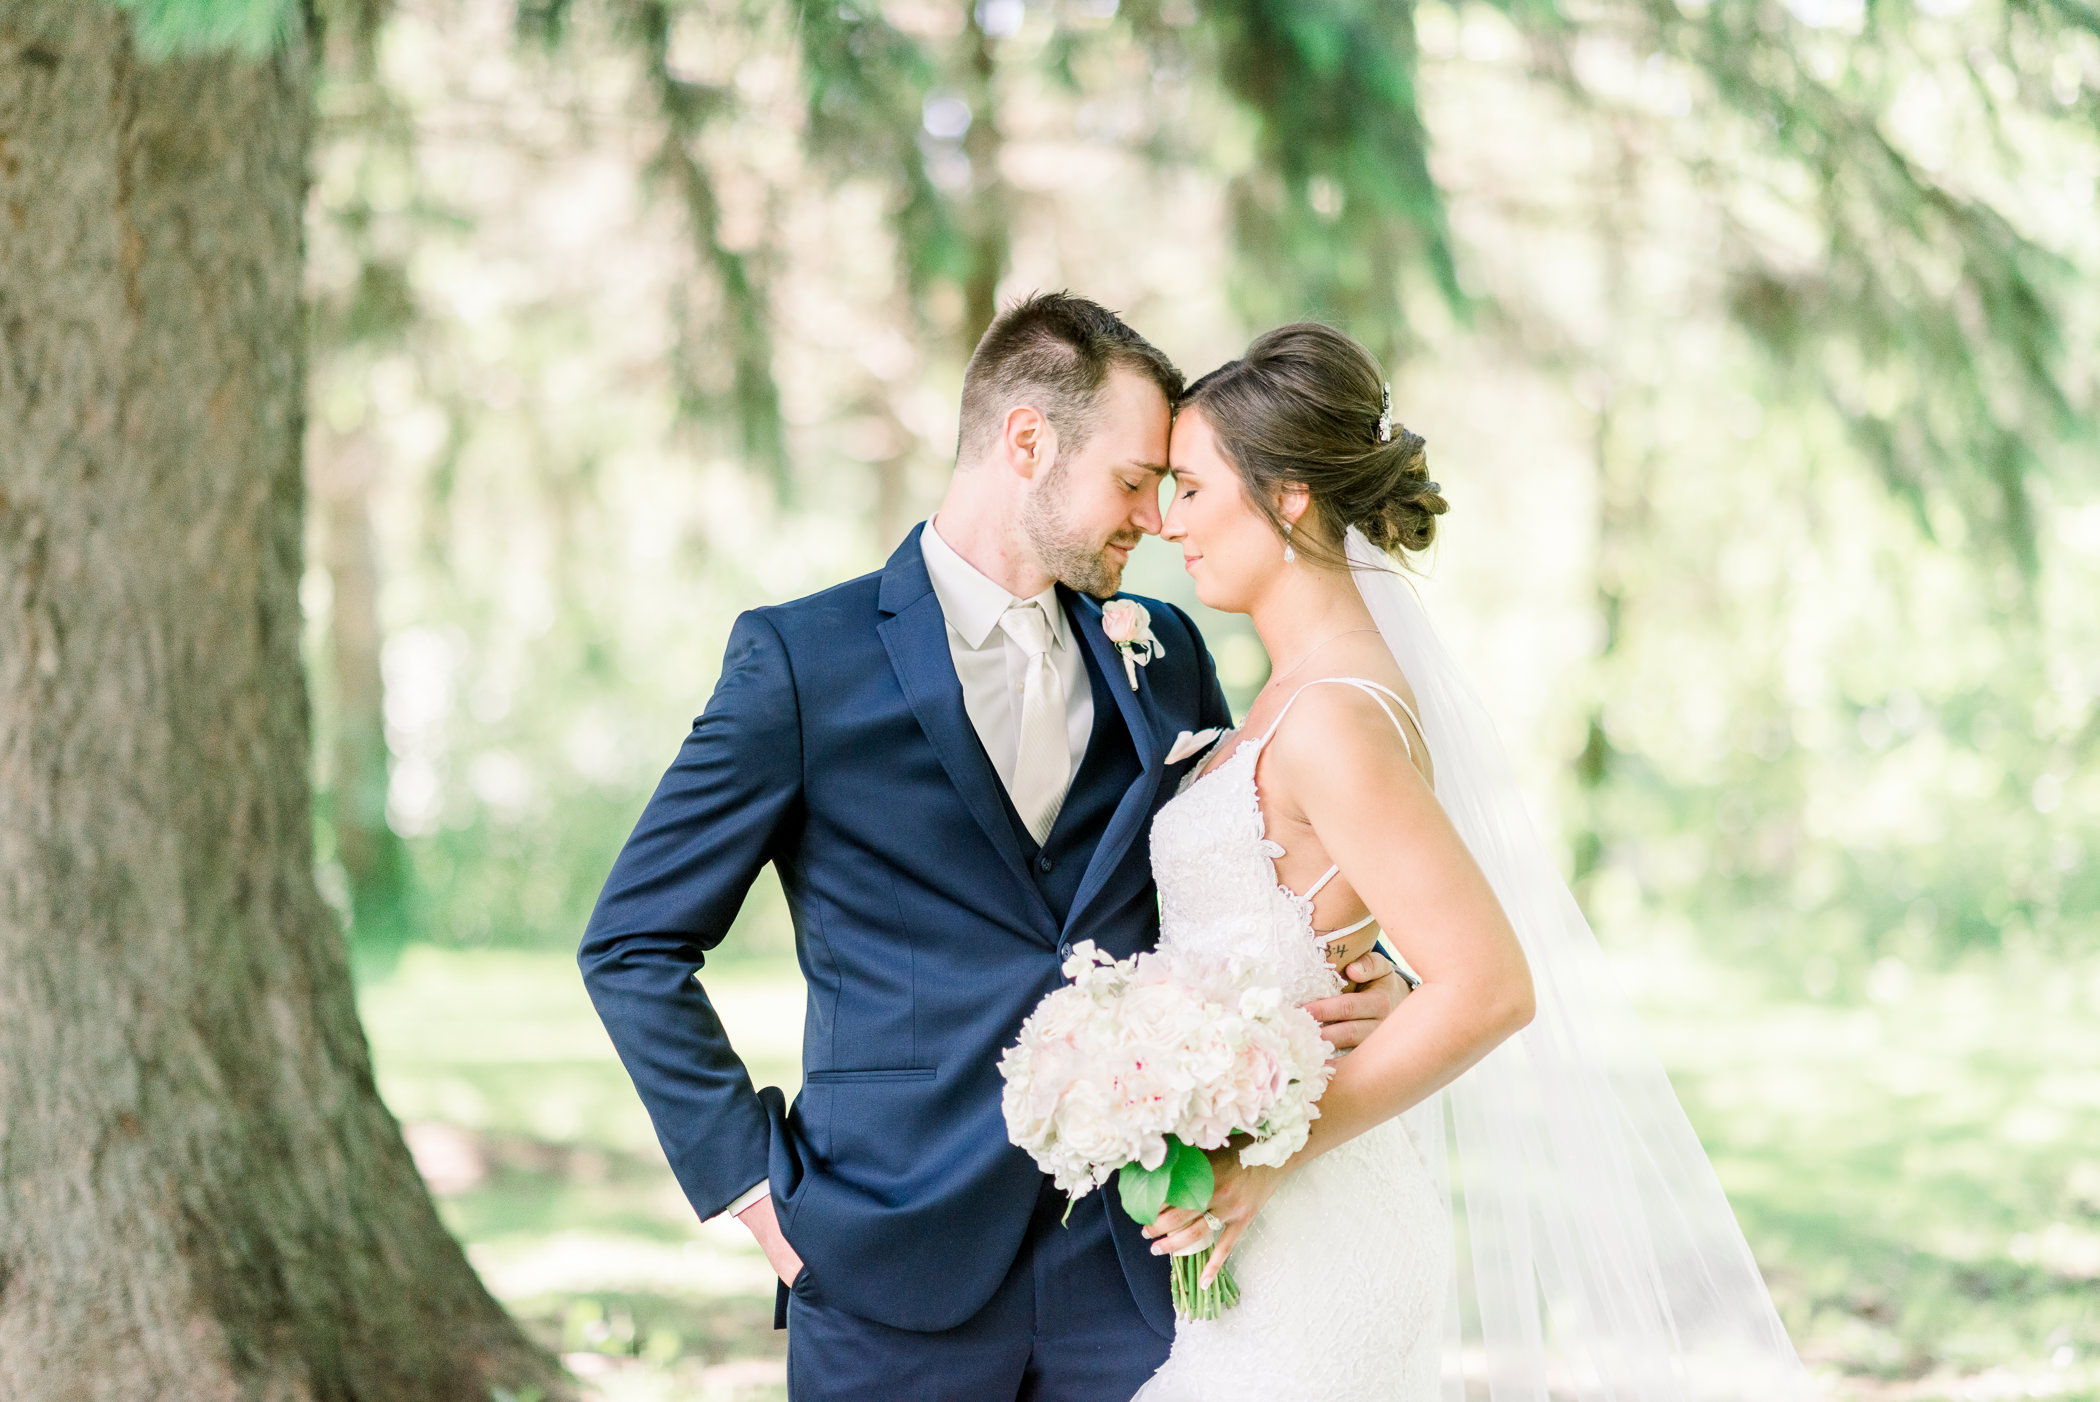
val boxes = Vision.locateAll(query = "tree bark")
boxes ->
[0,6,565,1398]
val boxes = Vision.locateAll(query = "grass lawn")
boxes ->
[358,944,2100,1401]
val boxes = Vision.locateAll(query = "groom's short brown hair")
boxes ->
[956,292,1183,466]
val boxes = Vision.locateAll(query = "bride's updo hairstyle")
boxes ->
[1179,323,1446,565]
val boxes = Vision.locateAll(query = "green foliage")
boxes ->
[785,0,964,303]
[1186,0,1464,360]
[1651,0,2087,576]
[1501,0,2094,575]
[291,0,2097,987]
[113,0,294,56]
[625,0,793,500]
[1115,1136,1215,1227]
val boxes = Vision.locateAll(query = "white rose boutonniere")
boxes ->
[1100,598,1163,690]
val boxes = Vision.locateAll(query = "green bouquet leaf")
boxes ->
[1117,1136,1214,1228]
[1163,1138,1214,1212]
[1117,1156,1172,1227]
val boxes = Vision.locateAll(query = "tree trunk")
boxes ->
[0,7,566,1398]
[1571,123,1649,891]
[315,428,411,942]
[957,4,1009,352]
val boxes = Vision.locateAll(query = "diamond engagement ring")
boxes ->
[1201,1212,1223,1235]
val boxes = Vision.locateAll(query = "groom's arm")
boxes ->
[578,609,802,1224]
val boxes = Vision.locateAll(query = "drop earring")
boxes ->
[1282,521,1296,563]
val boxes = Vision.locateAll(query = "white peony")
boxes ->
[1107,1042,1194,1131]
[1030,985,1094,1044]
[1054,1083,1139,1170]
[1000,940,1340,1201]
[1119,979,1210,1050]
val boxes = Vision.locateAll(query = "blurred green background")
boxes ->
[279,0,2100,1395]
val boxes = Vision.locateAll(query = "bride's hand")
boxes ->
[1142,1151,1286,1286]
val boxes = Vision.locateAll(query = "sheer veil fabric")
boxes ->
[1347,528,1819,1401]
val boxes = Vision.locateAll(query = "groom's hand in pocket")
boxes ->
[1304,951,1408,1053]
[736,1193,806,1288]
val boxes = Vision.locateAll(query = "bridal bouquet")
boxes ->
[998,941,1335,1320]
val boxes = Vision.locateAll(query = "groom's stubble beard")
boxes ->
[1023,455,1142,598]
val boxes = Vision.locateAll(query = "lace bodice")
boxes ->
[1149,732,1345,1009]
[1149,676,1421,1008]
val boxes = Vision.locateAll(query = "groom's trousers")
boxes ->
[784,1177,1170,1401]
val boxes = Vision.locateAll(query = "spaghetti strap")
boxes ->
[1255,675,1424,761]
[1258,675,1427,918]
[1312,911,1377,947]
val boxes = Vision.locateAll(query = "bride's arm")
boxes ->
[1146,684,1533,1277]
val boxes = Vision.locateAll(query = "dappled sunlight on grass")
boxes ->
[361,947,791,1400]
[359,944,2100,1401]
[1623,943,2100,1398]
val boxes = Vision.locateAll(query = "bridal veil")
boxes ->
[1350,527,1820,1401]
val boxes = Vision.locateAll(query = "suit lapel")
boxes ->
[877,529,1058,944]
[1062,589,1164,934]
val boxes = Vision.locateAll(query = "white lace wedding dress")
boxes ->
[1134,678,1448,1402]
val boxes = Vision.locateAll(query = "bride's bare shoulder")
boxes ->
[1262,647,1430,789]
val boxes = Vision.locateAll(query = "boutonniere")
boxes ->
[1100,598,1163,690]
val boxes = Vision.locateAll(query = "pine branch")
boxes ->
[111,0,295,56]
[784,0,966,319]
[626,0,792,500]
[1192,0,1464,365]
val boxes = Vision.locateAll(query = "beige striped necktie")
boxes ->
[999,600,1070,846]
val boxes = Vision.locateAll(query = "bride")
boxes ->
[1132,324,1817,1400]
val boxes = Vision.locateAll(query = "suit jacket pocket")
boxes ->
[803,1066,937,1084]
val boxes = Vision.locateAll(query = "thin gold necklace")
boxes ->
[1260,626,1382,696]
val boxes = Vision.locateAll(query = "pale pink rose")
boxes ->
[1101,599,1147,645]
[1179,1092,1241,1151]
[1119,980,1208,1049]
[1228,1034,1287,1111]
[1001,1072,1053,1145]
[1055,1085,1138,1167]
[1031,987,1093,1044]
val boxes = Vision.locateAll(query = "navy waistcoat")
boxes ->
[1000,631,1144,927]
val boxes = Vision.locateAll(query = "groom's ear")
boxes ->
[1000,404,1057,481]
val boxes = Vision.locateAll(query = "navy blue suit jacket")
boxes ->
[580,525,1234,1335]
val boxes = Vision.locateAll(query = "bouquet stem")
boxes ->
[1170,1247,1239,1321]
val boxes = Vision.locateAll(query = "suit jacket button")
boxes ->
[1057,943,1072,962]
[1036,854,1054,874]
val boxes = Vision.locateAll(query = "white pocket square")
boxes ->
[1165,727,1224,765]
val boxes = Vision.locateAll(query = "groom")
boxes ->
[580,293,1403,1400]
